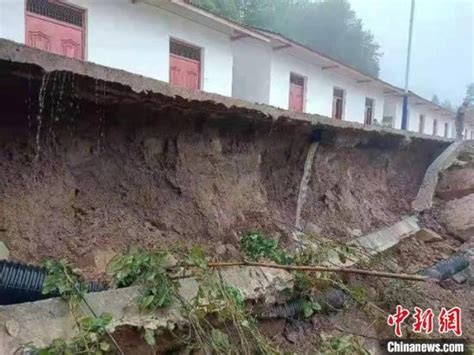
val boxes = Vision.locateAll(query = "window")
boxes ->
[169,39,201,90]
[364,98,374,125]
[464,129,468,140]
[418,114,425,133]
[332,88,345,120]
[444,123,449,138]
[25,0,85,60]
[288,73,305,112]
[433,119,438,136]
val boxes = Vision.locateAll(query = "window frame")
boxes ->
[332,87,345,120]
[169,37,204,91]
[24,0,88,60]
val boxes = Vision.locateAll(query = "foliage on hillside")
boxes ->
[192,0,381,77]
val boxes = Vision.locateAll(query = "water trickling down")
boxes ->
[295,142,319,230]
[34,72,51,164]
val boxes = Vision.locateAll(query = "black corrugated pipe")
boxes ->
[0,261,106,305]
[421,253,470,281]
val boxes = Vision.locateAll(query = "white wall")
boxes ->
[268,51,384,124]
[383,97,402,128]
[0,0,233,96]
[232,37,272,105]
[407,103,455,138]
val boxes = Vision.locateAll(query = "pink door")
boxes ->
[289,83,304,112]
[169,54,200,90]
[26,14,84,60]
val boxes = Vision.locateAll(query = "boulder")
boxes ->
[414,228,443,243]
[440,194,474,242]
[303,222,323,236]
[436,168,474,201]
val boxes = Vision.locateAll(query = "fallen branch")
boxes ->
[207,261,431,282]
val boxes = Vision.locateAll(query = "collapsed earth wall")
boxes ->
[0,40,449,269]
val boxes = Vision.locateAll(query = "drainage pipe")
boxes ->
[0,261,106,305]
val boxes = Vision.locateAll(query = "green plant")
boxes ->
[179,272,279,355]
[109,250,177,310]
[30,313,114,355]
[301,297,322,318]
[42,259,85,308]
[318,334,369,355]
[240,232,293,265]
[32,260,116,354]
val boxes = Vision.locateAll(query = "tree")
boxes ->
[192,0,381,77]
[464,83,474,106]
[442,99,453,111]
[431,95,440,105]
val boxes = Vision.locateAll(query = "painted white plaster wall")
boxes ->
[407,103,455,138]
[383,97,402,128]
[0,0,233,96]
[0,0,25,43]
[268,51,384,124]
[232,37,272,104]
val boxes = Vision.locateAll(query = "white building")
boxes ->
[0,0,457,138]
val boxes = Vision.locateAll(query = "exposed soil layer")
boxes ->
[0,61,447,271]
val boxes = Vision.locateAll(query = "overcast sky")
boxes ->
[349,0,474,107]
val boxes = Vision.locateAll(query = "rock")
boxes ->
[0,241,9,260]
[5,320,20,337]
[215,243,227,256]
[347,228,363,238]
[451,269,468,284]
[415,228,443,243]
[304,222,323,236]
[436,168,474,201]
[440,194,474,242]
[215,243,237,257]
[77,249,116,275]
[284,329,299,344]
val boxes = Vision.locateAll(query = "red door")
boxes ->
[169,54,200,90]
[289,82,304,112]
[26,7,84,60]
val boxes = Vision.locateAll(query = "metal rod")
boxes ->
[401,0,415,130]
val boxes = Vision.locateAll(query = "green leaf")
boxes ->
[211,329,231,350]
[302,300,314,318]
[311,300,322,312]
[144,328,156,346]
[99,341,111,352]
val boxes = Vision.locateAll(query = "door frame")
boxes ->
[288,72,306,113]
[24,0,88,60]
[169,37,204,91]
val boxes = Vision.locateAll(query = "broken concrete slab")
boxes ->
[414,228,444,243]
[308,216,420,268]
[412,141,468,211]
[440,194,474,242]
[349,216,420,256]
[0,266,293,353]
[0,241,9,260]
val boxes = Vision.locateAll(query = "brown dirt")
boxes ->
[0,65,444,275]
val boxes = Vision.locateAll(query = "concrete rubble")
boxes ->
[0,266,293,353]
[440,194,474,242]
